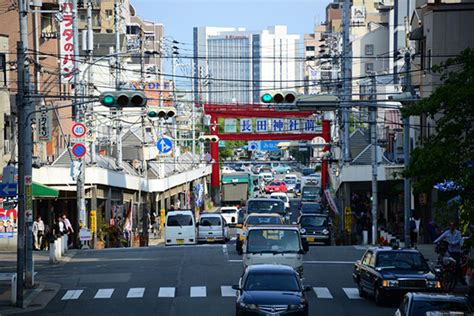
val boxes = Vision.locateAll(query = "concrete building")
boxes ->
[303,24,325,94]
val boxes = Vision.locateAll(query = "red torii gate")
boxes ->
[203,104,331,199]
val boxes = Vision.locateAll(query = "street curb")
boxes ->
[0,281,60,315]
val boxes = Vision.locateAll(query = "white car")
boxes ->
[165,210,197,246]
[197,213,229,243]
[222,166,236,174]
[270,192,290,210]
[219,207,240,227]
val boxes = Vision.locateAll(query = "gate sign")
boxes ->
[157,137,173,154]
[72,122,86,138]
[71,143,87,158]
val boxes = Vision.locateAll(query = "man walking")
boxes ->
[62,214,74,247]
[32,216,45,250]
[434,222,466,285]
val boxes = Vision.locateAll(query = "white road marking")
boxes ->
[313,287,333,299]
[126,287,145,298]
[228,259,242,263]
[94,289,114,299]
[61,290,83,300]
[343,288,362,299]
[354,246,369,250]
[158,287,176,298]
[190,286,207,297]
[221,286,236,297]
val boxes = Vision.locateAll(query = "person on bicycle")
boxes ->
[434,222,466,285]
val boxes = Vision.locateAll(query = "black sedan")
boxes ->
[233,264,310,316]
[352,247,441,305]
[395,292,473,315]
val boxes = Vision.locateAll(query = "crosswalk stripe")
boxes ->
[343,287,362,299]
[94,289,114,299]
[61,290,83,300]
[190,286,206,297]
[220,286,236,297]
[126,287,145,298]
[313,287,333,299]
[158,287,176,298]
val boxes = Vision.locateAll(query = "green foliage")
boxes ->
[404,48,474,225]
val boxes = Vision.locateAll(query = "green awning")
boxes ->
[32,182,59,198]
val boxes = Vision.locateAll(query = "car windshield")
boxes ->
[285,179,296,184]
[302,186,320,196]
[411,300,473,316]
[269,181,282,186]
[300,216,327,227]
[301,204,321,212]
[244,272,300,291]
[221,208,237,214]
[167,214,193,226]
[248,201,284,214]
[271,195,287,203]
[200,217,221,226]
[247,229,300,253]
[246,216,282,225]
[376,252,430,271]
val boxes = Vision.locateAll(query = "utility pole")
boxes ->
[369,73,378,244]
[17,0,33,304]
[114,0,122,169]
[404,52,412,247]
[341,0,351,163]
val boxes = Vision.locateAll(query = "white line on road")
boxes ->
[221,286,236,297]
[343,288,362,299]
[61,290,83,300]
[228,259,242,263]
[126,287,145,298]
[313,287,333,299]
[94,289,114,299]
[190,286,207,297]
[158,287,176,298]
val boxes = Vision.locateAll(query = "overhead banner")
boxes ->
[59,0,74,82]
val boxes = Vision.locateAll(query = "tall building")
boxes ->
[193,26,301,104]
[303,24,325,94]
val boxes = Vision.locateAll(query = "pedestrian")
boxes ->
[32,216,45,250]
[410,215,418,248]
[42,223,51,250]
[0,219,5,233]
[53,215,65,238]
[62,214,74,246]
[434,221,466,285]
[123,215,132,247]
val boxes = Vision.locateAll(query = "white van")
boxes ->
[197,213,229,243]
[165,210,197,246]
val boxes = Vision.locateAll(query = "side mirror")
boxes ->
[231,284,240,291]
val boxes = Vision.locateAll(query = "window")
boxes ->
[105,9,113,18]
[0,54,6,87]
[365,62,374,73]
[362,251,373,265]
[365,44,374,56]
[200,217,221,226]
[306,46,315,52]
[244,272,300,291]
[80,14,85,21]
[167,214,193,226]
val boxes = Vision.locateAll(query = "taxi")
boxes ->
[235,213,284,255]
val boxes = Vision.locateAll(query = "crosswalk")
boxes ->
[60,286,362,301]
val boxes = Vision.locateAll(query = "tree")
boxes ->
[403,49,474,227]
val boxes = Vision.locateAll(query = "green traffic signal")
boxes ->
[147,110,158,118]
[101,95,115,106]
[261,93,273,103]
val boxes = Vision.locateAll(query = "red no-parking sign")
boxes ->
[71,143,87,158]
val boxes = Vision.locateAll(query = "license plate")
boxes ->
[176,239,184,244]
[307,237,315,242]
[207,237,215,242]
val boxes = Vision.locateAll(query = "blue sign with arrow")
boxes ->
[0,183,17,197]
[157,137,173,154]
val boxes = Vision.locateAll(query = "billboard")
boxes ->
[130,80,173,106]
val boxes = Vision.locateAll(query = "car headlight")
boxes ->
[427,280,441,288]
[382,280,399,287]
[288,304,305,310]
[300,228,306,234]
[239,302,258,310]
[322,229,329,235]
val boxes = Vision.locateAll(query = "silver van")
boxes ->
[242,225,308,276]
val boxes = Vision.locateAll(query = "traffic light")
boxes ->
[198,135,219,143]
[261,91,297,104]
[99,91,147,108]
[295,95,339,111]
[146,106,176,120]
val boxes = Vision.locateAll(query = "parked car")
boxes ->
[264,180,287,194]
[395,292,473,316]
[353,247,441,305]
[235,213,284,255]
[165,210,197,246]
[233,264,311,316]
[197,213,229,243]
[298,213,331,245]
[219,206,239,227]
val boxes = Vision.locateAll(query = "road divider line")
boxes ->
[190,286,207,297]
[94,289,114,299]
[313,287,333,299]
[127,287,145,298]
[343,288,362,299]
[228,259,242,263]
[158,287,176,298]
[221,286,236,297]
[61,290,83,300]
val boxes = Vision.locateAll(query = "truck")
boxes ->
[221,172,255,205]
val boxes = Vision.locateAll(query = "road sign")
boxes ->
[71,143,87,158]
[72,122,87,138]
[0,184,17,197]
[260,141,280,151]
[79,228,92,241]
[156,137,173,154]
[204,153,211,162]
[25,180,33,222]
[248,141,260,151]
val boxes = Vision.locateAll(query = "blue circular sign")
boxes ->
[157,137,173,154]
[72,143,87,158]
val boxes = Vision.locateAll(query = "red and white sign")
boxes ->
[71,143,87,158]
[59,0,74,82]
[72,122,86,137]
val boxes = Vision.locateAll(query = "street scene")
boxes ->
[0,0,473,315]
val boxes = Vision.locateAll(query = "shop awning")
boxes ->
[32,182,59,198]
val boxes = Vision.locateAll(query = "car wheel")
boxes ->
[374,286,384,306]
[357,281,367,298]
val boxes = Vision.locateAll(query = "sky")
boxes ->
[131,0,329,47]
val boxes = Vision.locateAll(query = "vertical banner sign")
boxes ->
[90,210,97,232]
[25,176,33,223]
[59,0,74,82]
[344,207,352,233]
[224,119,237,133]
[36,105,52,141]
